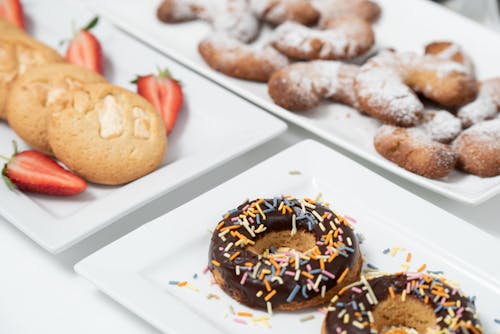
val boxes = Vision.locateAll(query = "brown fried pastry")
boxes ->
[199,35,289,82]
[270,16,374,61]
[157,0,209,22]
[374,125,457,179]
[355,51,477,127]
[268,60,359,110]
[424,41,474,74]
[313,0,381,25]
[457,78,500,128]
[157,0,260,43]
[250,0,320,26]
[452,119,500,177]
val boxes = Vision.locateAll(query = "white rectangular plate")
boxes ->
[0,0,286,253]
[76,139,500,334]
[88,0,500,205]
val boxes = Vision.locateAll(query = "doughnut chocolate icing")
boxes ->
[208,196,362,311]
[323,272,484,334]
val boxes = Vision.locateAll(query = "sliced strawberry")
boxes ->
[2,142,87,196]
[65,16,103,74]
[0,0,25,29]
[134,68,183,134]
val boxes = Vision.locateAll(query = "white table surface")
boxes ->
[1,2,500,333]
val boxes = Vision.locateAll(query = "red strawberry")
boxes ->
[0,0,25,29]
[65,16,103,74]
[134,68,183,134]
[1,142,87,196]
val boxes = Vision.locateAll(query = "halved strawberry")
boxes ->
[0,0,25,29]
[133,68,183,134]
[1,141,87,196]
[65,16,103,74]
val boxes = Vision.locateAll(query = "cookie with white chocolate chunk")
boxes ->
[7,63,106,154]
[48,83,167,185]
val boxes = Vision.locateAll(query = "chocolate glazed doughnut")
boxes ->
[322,273,484,334]
[208,197,362,311]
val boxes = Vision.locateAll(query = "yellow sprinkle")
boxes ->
[264,290,277,301]
[229,251,241,261]
[388,286,395,299]
[337,268,349,284]
[237,311,253,317]
[264,279,271,292]
[406,252,412,262]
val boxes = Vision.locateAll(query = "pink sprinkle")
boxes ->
[231,217,239,222]
[344,215,357,223]
[338,228,344,234]
[316,242,323,246]
[202,266,210,274]
[307,279,319,292]
[326,212,332,219]
[452,288,457,296]
[219,247,224,251]
[351,287,362,294]
[336,327,342,333]
[406,273,422,280]
[242,204,250,211]
[406,282,411,294]
[440,297,447,304]
[240,271,249,285]
[457,307,464,317]
[338,235,343,242]
[322,270,336,280]
[248,217,254,224]
[274,257,289,263]
[234,318,247,325]
[306,264,312,272]
[285,271,295,277]
[317,308,327,315]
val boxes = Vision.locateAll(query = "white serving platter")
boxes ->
[88,0,500,205]
[75,139,500,334]
[0,0,286,253]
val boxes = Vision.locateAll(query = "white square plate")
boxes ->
[0,0,286,253]
[75,140,500,334]
[88,0,500,205]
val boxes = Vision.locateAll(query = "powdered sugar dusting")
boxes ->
[209,0,260,43]
[203,34,289,68]
[281,61,341,97]
[250,0,288,22]
[420,110,462,143]
[457,79,500,128]
[356,53,423,125]
[461,119,500,147]
[271,19,371,59]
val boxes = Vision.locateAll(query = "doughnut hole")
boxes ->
[248,230,316,255]
[372,296,437,332]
